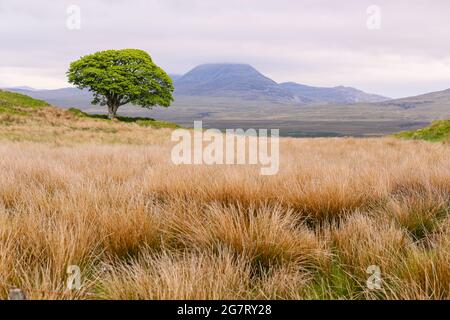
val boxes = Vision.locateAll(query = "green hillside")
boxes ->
[0,89,179,129]
[393,120,450,142]
[0,89,49,114]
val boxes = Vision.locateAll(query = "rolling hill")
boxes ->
[380,88,450,110]
[279,82,389,104]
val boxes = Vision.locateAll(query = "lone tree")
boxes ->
[67,49,174,119]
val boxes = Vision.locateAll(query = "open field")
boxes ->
[0,90,449,300]
[0,137,449,299]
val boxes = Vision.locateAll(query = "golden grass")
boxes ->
[0,133,449,300]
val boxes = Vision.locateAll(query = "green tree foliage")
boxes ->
[67,49,174,119]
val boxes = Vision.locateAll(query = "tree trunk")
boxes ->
[107,104,118,120]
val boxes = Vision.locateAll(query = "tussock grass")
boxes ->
[97,249,252,300]
[0,133,448,299]
[160,201,325,270]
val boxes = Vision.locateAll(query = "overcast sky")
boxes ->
[1,0,450,98]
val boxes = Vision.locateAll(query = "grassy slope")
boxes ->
[0,89,50,114]
[0,89,179,144]
[66,107,179,129]
[393,120,450,142]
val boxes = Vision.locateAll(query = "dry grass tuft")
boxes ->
[97,248,252,300]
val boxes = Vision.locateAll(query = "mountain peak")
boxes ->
[179,63,272,82]
[174,63,285,100]
[189,63,256,71]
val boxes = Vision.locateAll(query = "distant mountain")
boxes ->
[279,82,389,104]
[380,88,450,109]
[174,64,296,102]
[174,63,389,104]
[5,86,42,92]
